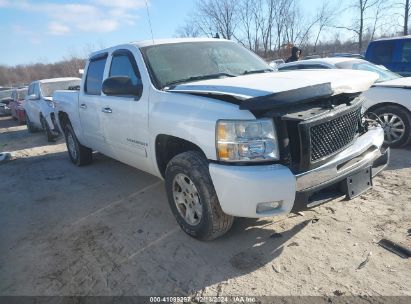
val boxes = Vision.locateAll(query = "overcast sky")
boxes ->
[1,0,337,66]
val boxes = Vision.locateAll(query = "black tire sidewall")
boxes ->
[165,157,214,239]
[64,124,80,165]
[26,113,35,133]
[371,106,411,148]
[44,118,55,142]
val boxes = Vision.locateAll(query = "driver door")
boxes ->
[99,49,150,171]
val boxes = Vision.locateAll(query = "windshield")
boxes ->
[40,79,80,97]
[335,60,401,83]
[140,41,272,89]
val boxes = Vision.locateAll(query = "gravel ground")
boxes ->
[0,115,410,297]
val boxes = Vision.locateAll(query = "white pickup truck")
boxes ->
[54,38,389,240]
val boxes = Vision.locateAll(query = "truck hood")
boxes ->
[373,77,411,88]
[168,70,379,100]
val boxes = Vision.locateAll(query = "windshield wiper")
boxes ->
[163,72,236,89]
[242,68,273,75]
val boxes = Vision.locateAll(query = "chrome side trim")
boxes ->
[296,127,386,191]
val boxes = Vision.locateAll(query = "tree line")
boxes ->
[177,0,411,57]
[1,0,410,87]
[0,57,85,88]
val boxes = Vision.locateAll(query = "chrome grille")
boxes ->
[310,107,361,162]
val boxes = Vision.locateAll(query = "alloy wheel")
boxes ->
[172,173,203,226]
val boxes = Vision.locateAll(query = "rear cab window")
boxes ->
[369,41,395,64]
[85,53,108,95]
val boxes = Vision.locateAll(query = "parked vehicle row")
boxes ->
[24,77,81,141]
[9,37,410,241]
[10,88,28,124]
[0,89,14,116]
[278,57,411,147]
[51,38,389,240]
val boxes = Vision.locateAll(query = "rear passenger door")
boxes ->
[79,53,107,151]
[99,48,150,171]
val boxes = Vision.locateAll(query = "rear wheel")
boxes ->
[165,151,234,240]
[370,105,411,148]
[64,123,92,166]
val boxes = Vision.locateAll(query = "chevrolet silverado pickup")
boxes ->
[53,38,389,240]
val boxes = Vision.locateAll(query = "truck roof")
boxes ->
[132,37,228,48]
[30,77,81,85]
[89,38,231,59]
[371,35,411,42]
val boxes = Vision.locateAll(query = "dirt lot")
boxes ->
[0,115,410,297]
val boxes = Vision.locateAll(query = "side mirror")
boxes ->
[102,76,143,97]
[28,94,39,100]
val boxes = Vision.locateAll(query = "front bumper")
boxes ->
[209,126,388,218]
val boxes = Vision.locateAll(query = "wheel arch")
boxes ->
[58,111,70,131]
[155,134,207,178]
[365,102,411,116]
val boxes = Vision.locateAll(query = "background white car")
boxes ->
[279,58,411,147]
[24,77,80,141]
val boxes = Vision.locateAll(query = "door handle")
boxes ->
[80,104,87,109]
[102,107,112,113]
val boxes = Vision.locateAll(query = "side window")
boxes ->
[34,83,40,97]
[279,65,300,71]
[85,56,107,95]
[299,64,328,69]
[401,41,411,63]
[370,42,395,64]
[109,53,141,87]
[28,84,33,96]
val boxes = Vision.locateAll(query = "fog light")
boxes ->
[256,201,282,214]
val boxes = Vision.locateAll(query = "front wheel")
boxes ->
[165,151,234,240]
[25,113,37,133]
[40,115,55,142]
[64,123,92,166]
[370,105,411,148]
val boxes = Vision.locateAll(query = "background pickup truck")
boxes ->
[54,38,389,240]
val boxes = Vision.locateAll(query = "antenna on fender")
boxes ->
[145,0,155,44]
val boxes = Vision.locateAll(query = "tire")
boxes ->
[165,151,234,240]
[64,123,92,166]
[25,113,37,133]
[369,105,411,148]
[40,115,55,142]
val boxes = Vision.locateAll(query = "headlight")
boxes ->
[216,119,279,162]
[46,101,55,108]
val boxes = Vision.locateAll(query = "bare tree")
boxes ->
[195,0,239,39]
[237,0,265,52]
[312,2,336,52]
[335,0,380,52]
[401,0,410,34]
[176,22,200,38]
[369,0,388,41]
